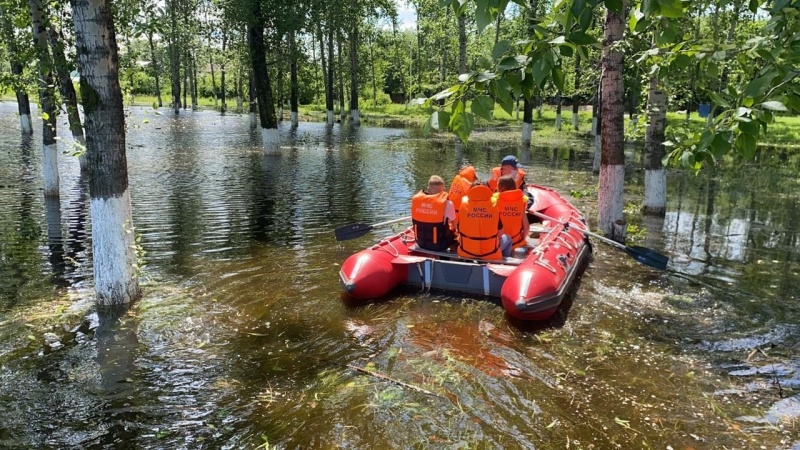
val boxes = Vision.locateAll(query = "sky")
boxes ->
[395,0,418,30]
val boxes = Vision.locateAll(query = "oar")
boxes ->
[334,216,411,241]
[532,211,669,270]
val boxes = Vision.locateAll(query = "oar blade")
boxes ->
[334,223,373,241]
[626,246,669,270]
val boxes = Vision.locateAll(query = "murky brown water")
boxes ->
[1,101,799,449]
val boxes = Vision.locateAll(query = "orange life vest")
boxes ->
[411,190,454,251]
[448,165,476,213]
[457,185,502,260]
[487,167,526,192]
[494,190,529,249]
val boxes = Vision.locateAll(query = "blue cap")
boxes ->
[501,155,522,169]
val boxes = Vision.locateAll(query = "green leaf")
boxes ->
[422,117,432,136]
[152,102,158,110]
[735,132,757,159]
[559,44,574,57]
[708,92,730,109]
[549,36,566,45]
[471,95,495,121]
[568,32,597,46]
[497,56,519,71]
[531,57,551,88]
[749,0,760,12]
[671,54,691,70]
[492,40,511,61]
[552,67,565,92]
[604,0,624,13]
[744,75,774,98]
[475,0,493,34]
[738,120,759,136]
[578,7,593,31]
[710,132,732,158]
[451,111,475,143]
[760,101,788,111]
[492,79,514,114]
[659,0,684,17]
[41,112,49,121]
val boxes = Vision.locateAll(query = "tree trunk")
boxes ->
[522,98,533,146]
[458,14,467,75]
[337,36,346,122]
[29,0,59,196]
[368,32,377,107]
[1,5,33,134]
[597,8,626,237]
[191,51,198,109]
[221,27,227,113]
[48,25,88,171]
[182,51,188,110]
[555,92,562,131]
[326,25,335,124]
[494,13,503,46]
[187,50,196,110]
[276,42,284,122]
[72,0,141,304]
[169,0,180,113]
[236,64,244,113]
[147,31,163,107]
[249,71,257,128]
[572,55,580,130]
[349,23,360,125]
[248,16,278,153]
[289,29,299,126]
[644,75,667,215]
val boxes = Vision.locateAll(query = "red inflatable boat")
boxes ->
[338,185,592,320]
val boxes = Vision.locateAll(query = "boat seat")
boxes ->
[408,245,525,266]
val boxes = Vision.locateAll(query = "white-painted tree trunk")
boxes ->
[555,113,562,131]
[644,169,667,215]
[326,110,334,125]
[91,190,139,304]
[536,103,543,118]
[597,165,625,235]
[572,113,578,131]
[262,128,280,155]
[521,122,533,146]
[249,112,257,129]
[591,116,599,136]
[291,111,298,127]
[592,138,601,173]
[351,109,361,125]
[20,114,32,134]
[43,143,59,196]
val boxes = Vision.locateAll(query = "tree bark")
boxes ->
[48,25,88,171]
[1,5,33,134]
[221,25,227,113]
[337,34,346,122]
[572,55,580,130]
[555,92,562,131]
[289,29,299,126]
[349,22,360,125]
[247,11,278,153]
[326,24,335,124]
[597,7,626,237]
[29,0,59,196]
[248,70,257,128]
[644,75,667,215]
[458,14,467,75]
[168,0,181,113]
[187,50,196,110]
[521,97,534,146]
[147,31,163,107]
[71,0,141,304]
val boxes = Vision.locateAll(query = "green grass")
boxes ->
[4,92,799,147]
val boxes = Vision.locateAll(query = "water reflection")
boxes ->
[0,102,799,448]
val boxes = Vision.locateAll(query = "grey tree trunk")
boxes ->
[169,0,181,113]
[643,76,667,215]
[248,71,257,128]
[597,8,626,237]
[187,50,196,110]
[29,0,59,196]
[522,98,533,146]
[71,0,141,304]
[349,23,360,125]
[326,25,335,124]
[247,12,278,153]
[48,25,87,171]
[289,29,299,126]
[191,51,198,108]
[221,26,227,113]
[147,31,163,107]
[458,14,467,75]
[368,32,377,107]
[337,37,346,122]
[0,5,33,134]
[572,55,580,130]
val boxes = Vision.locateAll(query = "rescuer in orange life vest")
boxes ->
[493,175,530,250]
[448,165,477,223]
[487,155,527,192]
[411,175,456,251]
[457,181,513,260]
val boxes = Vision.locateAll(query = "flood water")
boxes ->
[1,101,799,449]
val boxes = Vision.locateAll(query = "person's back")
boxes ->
[494,175,530,250]
[457,184,502,260]
[448,165,476,215]
[411,176,455,251]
